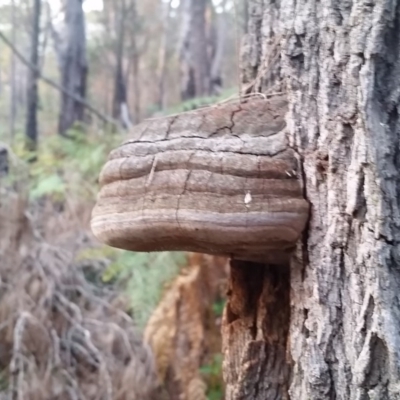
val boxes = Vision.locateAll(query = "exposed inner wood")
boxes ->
[222,260,291,400]
[91,96,309,262]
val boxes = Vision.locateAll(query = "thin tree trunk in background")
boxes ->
[129,0,141,124]
[131,42,140,124]
[112,0,132,129]
[179,0,195,100]
[25,0,41,153]
[0,30,116,126]
[157,0,173,111]
[179,0,210,101]
[242,0,249,34]
[209,0,227,96]
[58,0,87,136]
[9,0,17,140]
[189,0,210,97]
[223,0,400,398]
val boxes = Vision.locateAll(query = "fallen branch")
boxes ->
[0,31,117,127]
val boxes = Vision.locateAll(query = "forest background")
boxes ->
[0,0,247,399]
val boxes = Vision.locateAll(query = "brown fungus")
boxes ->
[91,96,309,263]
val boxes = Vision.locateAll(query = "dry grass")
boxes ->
[0,167,161,400]
[0,147,227,400]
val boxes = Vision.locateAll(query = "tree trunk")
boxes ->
[25,0,41,153]
[223,0,400,399]
[222,260,291,399]
[179,0,195,101]
[112,0,133,129]
[9,0,17,140]
[157,0,173,111]
[242,0,249,34]
[209,0,226,96]
[130,1,141,125]
[179,0,210,100]
[190,0,210,97]
[58,0,87,136]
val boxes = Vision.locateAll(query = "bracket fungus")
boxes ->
[91,96,309,263]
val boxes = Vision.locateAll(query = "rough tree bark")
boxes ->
[223,0,400,399]
[58,0,87,136]
[25,0,41,152]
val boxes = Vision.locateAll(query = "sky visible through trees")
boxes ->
[0,0,244,143]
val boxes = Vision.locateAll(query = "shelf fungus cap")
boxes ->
[91,96,309,263]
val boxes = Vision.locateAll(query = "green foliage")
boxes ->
[200,354,224,400]
[30,173,66,200]
[126,252,188,328]
[114,251,187,328]
[77,246,119,261]
[0,369,8,392]
[78,246,188,329]
[200,298,226,399]
[212,300,226,318]
[12,127,119,202]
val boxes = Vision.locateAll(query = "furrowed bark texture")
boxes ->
[223,0,400,399]
[285,0,400,398]
[241,0,283,94]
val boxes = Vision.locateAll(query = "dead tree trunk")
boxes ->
[223,0,400,399]
[25,0,41,152]
[58,0,87,136]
